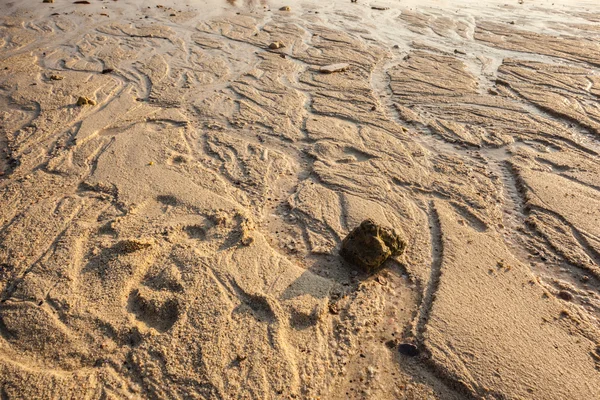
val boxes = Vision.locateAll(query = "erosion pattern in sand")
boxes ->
[1,0,600,398]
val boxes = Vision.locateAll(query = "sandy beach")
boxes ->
[1,0,600,398]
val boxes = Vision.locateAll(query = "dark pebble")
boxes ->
[398,343,419,357]
[557,290,573,301]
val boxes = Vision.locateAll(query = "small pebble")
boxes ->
[398,343,419,357]
[557,290,573,301]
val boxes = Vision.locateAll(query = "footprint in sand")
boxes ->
[156,194,181,207]
[127,287,181,333]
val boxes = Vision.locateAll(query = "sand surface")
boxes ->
[1,0,600,398]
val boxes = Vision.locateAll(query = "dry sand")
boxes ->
[1,0,600,398]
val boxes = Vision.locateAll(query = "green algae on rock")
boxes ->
[340,219,406,272]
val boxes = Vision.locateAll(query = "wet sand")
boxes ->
[1,0,600,398]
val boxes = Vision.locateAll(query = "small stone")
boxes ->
[241,234,254,246]
[328,302,339,315]
[367,365,376,377]
[398,343,419,357]
[43,0,54,3]
[279,6,291,11]
[340,219,406,272]
[269,41,285,50]
[319,63,350,74]
[49,74,64,81]
[101,68,114,74]
[557,290,573,301]
[77,96,97,106]
[371,6,390,10]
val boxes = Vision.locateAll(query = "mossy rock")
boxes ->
[340,219,406,272]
